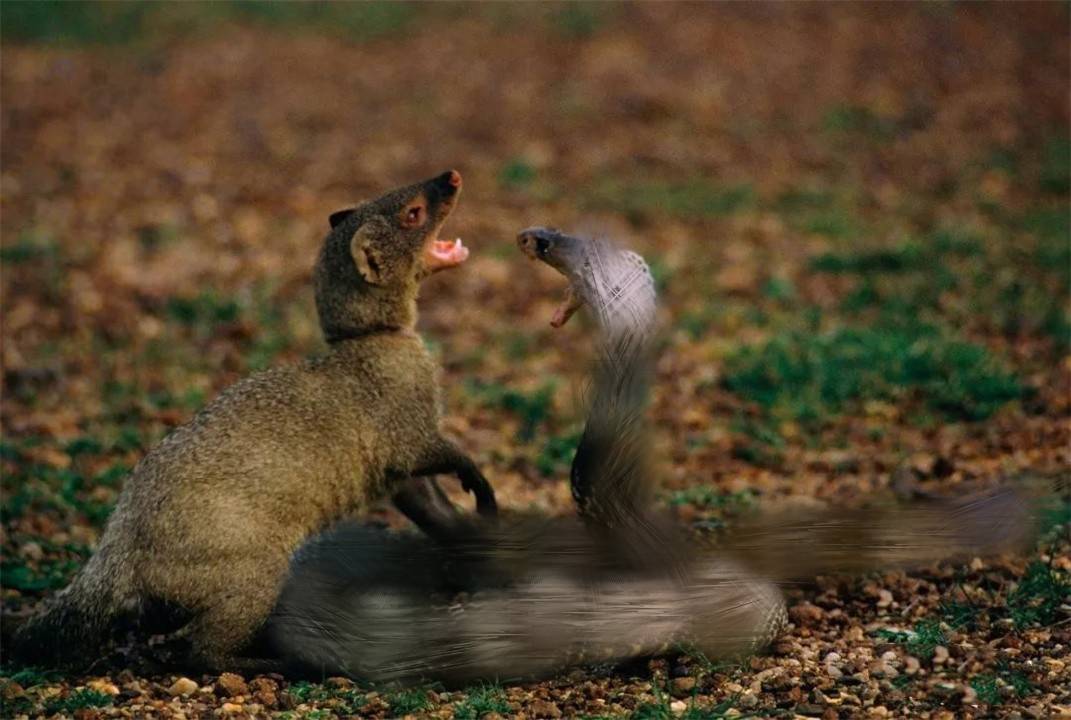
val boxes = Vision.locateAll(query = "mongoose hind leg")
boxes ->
[413,438,497,517]
[178,557,289,673]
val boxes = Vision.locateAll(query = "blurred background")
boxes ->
[1,0,1068,601]
[1,3,1069,717]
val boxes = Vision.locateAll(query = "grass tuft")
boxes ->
[586,179,753,221]
[878,618,946,660]
[499,158,538,190]
[466,380,557,442]
[1,1,416,45]
[43,688,113,714]
[1007,561,1069,628]
[453,684,511,720]
[388,687,432,715]
[723,321,1024,425]
[823,104,896,139]
[535,430,581,477]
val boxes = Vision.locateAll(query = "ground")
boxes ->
[0,3,1069,719]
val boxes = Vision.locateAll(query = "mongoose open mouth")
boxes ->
[420,170,468,275]
[425,236,469,271]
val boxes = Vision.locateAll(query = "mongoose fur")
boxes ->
[11,170,496,672]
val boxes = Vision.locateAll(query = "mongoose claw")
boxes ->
[466,478,498,517]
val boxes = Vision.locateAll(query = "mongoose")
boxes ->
[12,170,497,672]
[269,228,1035,685]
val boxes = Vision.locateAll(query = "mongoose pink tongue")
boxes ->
[425,237,469,271]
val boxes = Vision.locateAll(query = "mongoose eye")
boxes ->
[402,204,426,228]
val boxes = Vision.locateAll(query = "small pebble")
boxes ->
[86,679,119,695]
[789,602,825,626]
[18,541,43,561]
[672,676,696,693]
[2,682,26,700]
[217,672,248,698]
[168,677,198,697]
[529,699,562,718]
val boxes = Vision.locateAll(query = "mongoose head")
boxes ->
[316,170,469,341]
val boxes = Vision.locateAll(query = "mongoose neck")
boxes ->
[323,323,409,344]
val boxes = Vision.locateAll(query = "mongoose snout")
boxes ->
[421,170,469,273]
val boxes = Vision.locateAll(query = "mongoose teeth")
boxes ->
[429,237,469,266]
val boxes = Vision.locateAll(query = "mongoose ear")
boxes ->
[350,228,385,286]
[329,208,356,229]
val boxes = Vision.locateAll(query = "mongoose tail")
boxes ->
[718,484,1038,583]
[9,541,137,667]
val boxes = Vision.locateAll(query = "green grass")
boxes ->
[0,666,62,688]
[804,214,1069,350]
[629,683,739,720]
[535,430,581,477]
[774,187,837,213]
[466,380,557,442]
[1,459,116,529]
[0,233,59,264]
[585,179,754,221]
[822,104,896,139]
[729,414,787,469]
[453,684,511,720]
[666,486,755,512]
[550,2,615,39]
[1,1,416,45]
[999,662,1035,698]
[1007,561,1068,628]
[723,320,1024,426]
[1,558,83,592]
[939,600,979,632]
[801,208,861,240]
[1020,207,1071,285]
[0,1,152,44]
[165,291,241,329]
[43,688,113,714]
[877,619,945,660]
[388,688,432,716]
[970,674,1002,705]
[499,158,538,190]
[1040,137,1071,194]
[809,243,928,274]
[287,682,365,713]
[159,284,302,370]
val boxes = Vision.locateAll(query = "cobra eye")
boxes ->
[536,237,551,256]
